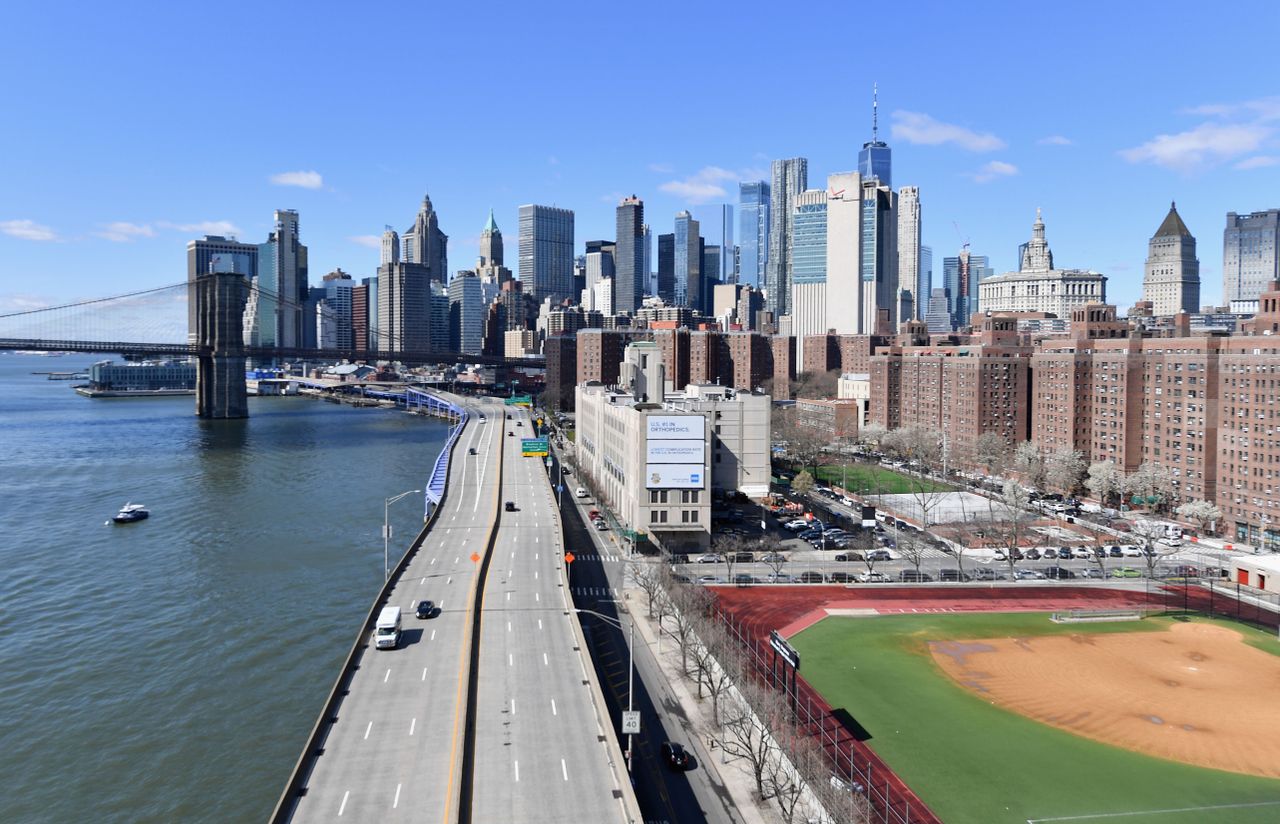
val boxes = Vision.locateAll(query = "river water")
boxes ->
[0,353,450,822]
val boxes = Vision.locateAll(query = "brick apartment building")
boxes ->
[543,334,577,411]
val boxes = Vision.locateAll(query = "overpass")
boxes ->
[273,396,637,823]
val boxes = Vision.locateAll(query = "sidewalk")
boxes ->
[623,575,776,824]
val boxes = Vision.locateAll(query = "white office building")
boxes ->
[979,209,1106,317]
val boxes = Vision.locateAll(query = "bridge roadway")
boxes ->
[469,406,633,822]
[289,397,502,823]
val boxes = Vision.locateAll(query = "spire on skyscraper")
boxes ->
[872,81,879,143]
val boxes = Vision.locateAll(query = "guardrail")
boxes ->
[418,390,468,506]
[269,408,471,823]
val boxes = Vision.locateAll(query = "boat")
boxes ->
[112,503,150,523]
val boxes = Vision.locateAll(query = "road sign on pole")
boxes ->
[621,711,641,734]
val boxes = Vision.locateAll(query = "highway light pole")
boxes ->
[384,489,421,581]
[574,605,635,773]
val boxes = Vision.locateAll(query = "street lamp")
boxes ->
[384,489,421,581]
[574,604,635,773]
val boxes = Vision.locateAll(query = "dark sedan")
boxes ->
[660,741,691,771]
[415,599,435,619]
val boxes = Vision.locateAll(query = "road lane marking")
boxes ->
[420,577,425,584]
[384,668,391,683]
[447,576,453,585]
[454,556,459,563]
[543,652,548,666]
[410,718,416,735]
[535,592,540,602]
[393,783,401,808]
[511,698,516,716]
[535,552,538,560]
[535,570,539,579]
[514,761,520,781]
[561,758,568,781]
[507,621,511,632]
[422,667,428,681]
[338,790,349,816]
[508,653,513,666]
[538,619,542,630]
[506,592,511,601]
[364,722,372,740]
[431,558,437,565]
[551,699,557,716]
[535,536,539,543]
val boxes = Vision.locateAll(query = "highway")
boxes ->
[469,406,634,823]
[288,397,503,823]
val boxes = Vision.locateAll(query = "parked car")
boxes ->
[697,575,723,585]
[796,529,823,541]
[1008,548,1024,561]
[939,568,972,582]
[766,573,793,583]
[784,520,810,532]
[694,553,721,564]
[867,549,893,562]
[833,552,864,562]
[971,567,1006,581]
[1044,566,1076,579]
[730,552,755,563]
[732,573,758,585]
[1121,546,1143,557]
[759,552,788,564]
[898,569,933,582]
[798,571,826,583]
[594,520,608,531]
[1013,567,1045,580]
[1079,568,1105,578]
[829,571,856,583]
[1072,547,1094,560]
[1024,548,1042,560]
[588,509,601,520]
[1112,567,1142,578]
[857,571,891,583]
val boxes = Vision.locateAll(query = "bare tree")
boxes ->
[761,548,790,582]
[721,680,779,800]
[894,528,929,576]
[1132,519,1179,578]
[669,584,712,675]
[713,533,752,586]
[971,431,1011,479]
[767,747,808,824]
[1124,461,1177,514]
[993,481,1033,580]
[1176,500,1222,536]
[1044,449,1088,497]
[691,616,744,726]
[629,559,666,619]
[1086,461,1125,508]
[1014,441,1047,490]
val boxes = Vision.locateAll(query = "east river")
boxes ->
[0,353,450,822]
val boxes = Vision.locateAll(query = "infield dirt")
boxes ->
[931,621,1280,778]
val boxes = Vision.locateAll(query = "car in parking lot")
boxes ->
[833,552,864,562]
[857,571,891,583]
[694,553,721,564]
[661,741,692,771]
[732,573,758,585]
[759,552,788,563]
[829,571,856,583]
[729,551,755,563]
[939,568,971,582]
[1013,567,1045,580]
[1071,547,1094,560]
[1024,548,1042,560]
[697,575,723,585]
[1121,546,1143,557]
[1112,567,1142,578]
[798,571,826,583]
[415,599,436,619]
[1079,568,1106,578]
[1108,546,1124,558]
[784,520,810,532]
[898,569,933,582]
[867,549,892,561]
[971,567,1006,581]
[796,529,822,541]
[1044,565,1076,579]
[766,573,792,583]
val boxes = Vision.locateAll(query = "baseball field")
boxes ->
[789,612,1280,824]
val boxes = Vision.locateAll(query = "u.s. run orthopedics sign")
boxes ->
[645,415,703,440]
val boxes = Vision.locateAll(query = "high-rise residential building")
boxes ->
[718,204,735,282]
[790,190,829,368]
[979,210,1106,319]
[1222,208,1280,304]
[476,209,512,285]
[448,271,486,354]
[738,181,770,290]
[187,234,257,343]
[765,158,808,318]
[430,282,450,352]
[657,233,676,304]
[352,279,370,353]
[518,204,575,305]
[642,224,653,297]
[942,249,993,330]
[674,211,701,310]
[257,209,308,349]
[1142,202,1200,316]
[919,245,933,321]
[584,240,616,293]
[858,85,892,188]
[377,256,433,353]
[381,226,400,266]
[402,195,448,284]
[702,244,721,307]
[897,186,922,320]
[825,171,863,335]
[859,177,897,334]
[615,196,645,315]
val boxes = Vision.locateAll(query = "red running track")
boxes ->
[710,585,1164,824]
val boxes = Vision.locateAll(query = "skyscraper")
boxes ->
[583,240,616,294]
[919,245,933,321]
[377,254,432,353]
[1142,202,1200,316]
[859,178,897,334]
[323,269,354,349]
[1223,208,1280,304]
[942,249,992,330]
[448,271,486,354]
[657,233,675,304]
[858,85,892,188]
[258,209,308,349]
[738,180,770,290]
[674,211,701,310]
[518,204,575,305]
[402,195,448,284]
[187,234,257,343]
[765,158,808,318]
[642,224,653,297]
[718,204,735,282]
[790,189,828,366]
[615,196,645,315]
[825,171,863,335]
[897,186,921,319]
[475,210,512,285]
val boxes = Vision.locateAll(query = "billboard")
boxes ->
[645,440,705,464]
[645,415,703,440]
[645,463,704,489]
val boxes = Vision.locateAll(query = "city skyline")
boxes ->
[3,2,1280,316]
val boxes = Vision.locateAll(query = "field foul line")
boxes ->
[1027,800,1280,822]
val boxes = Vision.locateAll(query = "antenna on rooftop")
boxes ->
[872,82,879,143]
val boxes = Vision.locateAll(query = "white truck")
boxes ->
[375,605,402,650]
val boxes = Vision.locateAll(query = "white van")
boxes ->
[375,606,402,650]
[575,487,588,498]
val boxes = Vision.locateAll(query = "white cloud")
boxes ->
[890,111,1006,152]
[1182,97,1280,122]
[659,166,739,203]
[269,170,324,189]
[648,162,674,174]
[1119,123,1270,172]
[0,294,54,312]
[95,221,155,242]
[348,235,383,249]
[1037,135,1073,146]
[1,219,58,241]
[1235,155,1280,170]
[968,161,1019,183]
[159,220,243,237]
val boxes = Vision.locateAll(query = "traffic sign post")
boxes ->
[621,711,640,734]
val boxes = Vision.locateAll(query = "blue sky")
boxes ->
[3,0,1279,320]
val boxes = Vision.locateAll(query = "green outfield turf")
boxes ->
[809,463,953,495]
[790,613,1280,824]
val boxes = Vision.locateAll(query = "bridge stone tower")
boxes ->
[196,271,249,418]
